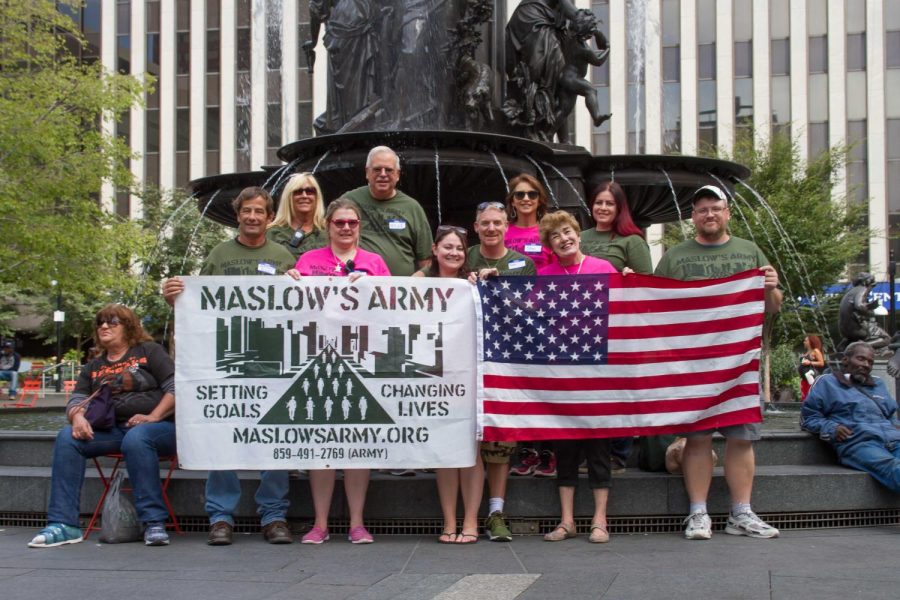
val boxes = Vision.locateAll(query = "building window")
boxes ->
[847,33,866,71]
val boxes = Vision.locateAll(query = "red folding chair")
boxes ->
[84,453,183,539]
[2,379,40,408]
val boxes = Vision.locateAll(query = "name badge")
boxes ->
[257,262,277,275]
[388,218,407,230]
[524,243,542,254]
[508,259,526,270]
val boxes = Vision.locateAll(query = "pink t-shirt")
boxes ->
[538,255,616,276]
[294,246,391,276]
[505,224,555,270]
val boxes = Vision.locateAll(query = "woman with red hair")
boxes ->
[581,181,652,472]
[580,181,651,275]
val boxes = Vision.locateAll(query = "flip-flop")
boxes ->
[456,532,479,544]
[438,532,458,544]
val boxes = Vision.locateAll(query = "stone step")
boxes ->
[0,429,835,468]
[1,463,897,523]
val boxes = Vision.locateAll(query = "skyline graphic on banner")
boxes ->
[214,316,445,379]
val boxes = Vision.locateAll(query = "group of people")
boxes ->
[30,144,787,549]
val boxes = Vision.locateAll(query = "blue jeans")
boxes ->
[205,470,289,526]
[838,440,900,493]
[0,370,17,394]
[47,421,177,527]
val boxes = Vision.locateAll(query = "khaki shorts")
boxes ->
[480,441,516,464]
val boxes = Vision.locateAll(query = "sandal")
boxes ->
[437,532,458,544]
[456,532,479,544]
[589,523,609,543]
[543,522,577,542]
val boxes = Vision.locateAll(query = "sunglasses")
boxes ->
[96,317,121,328]
[512,190,540,201]
[293,187,317,196]
[330,218,360,229]
[476,201,506,212]
[436,224,467,237]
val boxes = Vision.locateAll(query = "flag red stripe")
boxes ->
[610,289,763,314]
[607,337,762,364]
[481,407,763,441]
[607,313,765,339]
[615,269,762,289]
[484,359,759,391]
[482,383,759,416]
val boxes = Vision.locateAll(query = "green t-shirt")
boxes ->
[266,225,327,259]
[580,230,653,274]
[466,246,537,275]
[343,186,433,276]
[654,236,769,281]
[200,238,296,276]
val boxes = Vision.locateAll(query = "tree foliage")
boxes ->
[0,1,150,343]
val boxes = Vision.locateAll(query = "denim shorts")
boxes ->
[684,421,761,441]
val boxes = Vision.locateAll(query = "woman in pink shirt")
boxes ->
[285,198,388,545]
[538,211,618,276]
[289,198,390,277]
[503,174,556,271]
[537,211,622,544]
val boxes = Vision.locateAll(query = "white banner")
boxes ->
[174,276,477,470]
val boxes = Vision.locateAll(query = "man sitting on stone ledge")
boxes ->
[801,341,900,492]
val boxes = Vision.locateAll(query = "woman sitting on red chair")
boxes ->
[29,304,176,548]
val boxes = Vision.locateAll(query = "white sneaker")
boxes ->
[725,511,779,538]
[682,510,712,540]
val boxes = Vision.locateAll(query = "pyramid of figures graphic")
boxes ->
[258,345,395,425]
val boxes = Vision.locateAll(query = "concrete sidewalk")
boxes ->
[1,526,898,599]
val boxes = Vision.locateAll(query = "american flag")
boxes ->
[476,270,766,441]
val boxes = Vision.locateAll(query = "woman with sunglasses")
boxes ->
[504,174,555,271]
[580,181,651,474]
[413,225,484,543]
[267,172,328,258]
[29,304,176,548]
[287,198,390,278]
[284,198,386,545]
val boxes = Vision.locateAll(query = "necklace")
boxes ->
[562,256,584,275]
[480,249,508,269]
[329,247,357,273]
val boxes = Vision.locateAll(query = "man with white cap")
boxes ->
[655,184,783,540]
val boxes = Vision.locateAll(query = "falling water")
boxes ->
[659,168,689,239]
[525,155,559,209]
[311,150,332,174]
[540,161,591,215]
[263,157,302,194]
[433,145,442,224]
[489,151,509,194]
[732,177,836,349]
[710,174,832,348]
[136,192,199,292]
[626,0,654,153]
[164,188,222,341]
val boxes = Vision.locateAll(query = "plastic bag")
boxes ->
[99,470,142,543]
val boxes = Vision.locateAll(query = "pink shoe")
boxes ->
[301,526,330,544]
[347,526,374,544]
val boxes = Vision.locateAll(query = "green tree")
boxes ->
[0,1,150,345]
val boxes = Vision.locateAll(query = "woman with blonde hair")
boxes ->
[267,172,327,258]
